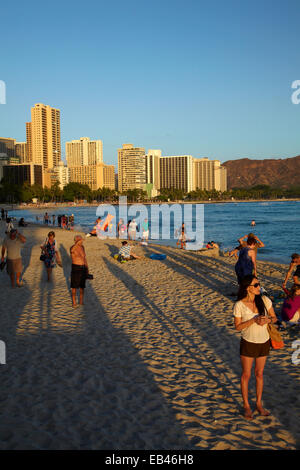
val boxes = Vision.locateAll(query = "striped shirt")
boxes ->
[118,245,131,258]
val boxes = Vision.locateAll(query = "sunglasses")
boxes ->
[251,282,260,288]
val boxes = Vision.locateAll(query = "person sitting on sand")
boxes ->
[206,241,219,249]
[18,217,27,227]
[70,235,89,307]
[117,240,141,262]
[234,274,277,420]
[282,253,300,288]
[281,283,300,324]
[86,217,102,237]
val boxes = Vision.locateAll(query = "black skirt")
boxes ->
[71,264,86,289]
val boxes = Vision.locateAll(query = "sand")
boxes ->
[0,221,299,450]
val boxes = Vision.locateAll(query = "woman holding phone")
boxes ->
[233,275,277,420]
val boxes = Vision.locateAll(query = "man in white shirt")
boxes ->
[1,229,26,287]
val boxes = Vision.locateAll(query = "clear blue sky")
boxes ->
[1,0,300,165]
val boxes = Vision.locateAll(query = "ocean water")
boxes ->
[6,200,300,264]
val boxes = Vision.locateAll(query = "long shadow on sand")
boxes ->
[0,248,192,450]
[103,254,300,449]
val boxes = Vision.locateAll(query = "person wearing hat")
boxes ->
[1,229,26,287]
[70,235,89,307]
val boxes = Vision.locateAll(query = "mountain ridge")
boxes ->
[223,155,300,189]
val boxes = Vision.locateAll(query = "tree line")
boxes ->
[0,179,299,204]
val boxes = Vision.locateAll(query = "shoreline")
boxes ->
[1,197,299,211]
[2,220,291,266]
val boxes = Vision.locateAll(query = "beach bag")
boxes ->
[267,323,284,349]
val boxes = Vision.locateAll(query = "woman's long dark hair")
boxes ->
[237,274,266,315]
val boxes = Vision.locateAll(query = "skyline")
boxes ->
[1,0,300,165]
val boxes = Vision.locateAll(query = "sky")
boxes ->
[1,0,300,166]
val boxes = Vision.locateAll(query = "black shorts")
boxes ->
[71,264,86,289]
[240,338,270,358]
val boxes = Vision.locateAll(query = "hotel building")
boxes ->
[159,155,194,193]
[193,158,227,192]
[26,103,61,169]
[68,163,115,191]
[66,137,103,167]
[145,149,161,197]
[15,142,27,163]
[0,137,16,160]
[118,144,146,192]
[3,163,43,186]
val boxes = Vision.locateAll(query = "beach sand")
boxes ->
[0,222,299,450]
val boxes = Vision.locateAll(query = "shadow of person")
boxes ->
[0,243,193,449]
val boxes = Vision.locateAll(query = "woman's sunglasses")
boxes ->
[251,282,260,288]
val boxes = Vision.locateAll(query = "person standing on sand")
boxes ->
[70,235,89,307]
[128,219,137,241]
[235,236,257,284]
[40,231,62,282]
[233,275,277,420]
[1,229,26,288]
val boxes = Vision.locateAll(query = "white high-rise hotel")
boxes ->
[119,145,227,196]
[66,137,103,167]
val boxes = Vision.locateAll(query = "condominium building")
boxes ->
[15,142,27,163]
[160,155,194,193]
[193,158,227,191]
[145,149,161,197]
[26,103,61,169]
[102,164,115,190]
[0,137,16,159]
[3,163,43,186]
[26,122,32,162]
[214,162,227,192]
[54,161,69,189]
[118,144,146,192]
[66,137,103,167]
[69,163,115,191]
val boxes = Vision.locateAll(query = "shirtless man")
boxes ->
[70,235,89,307]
